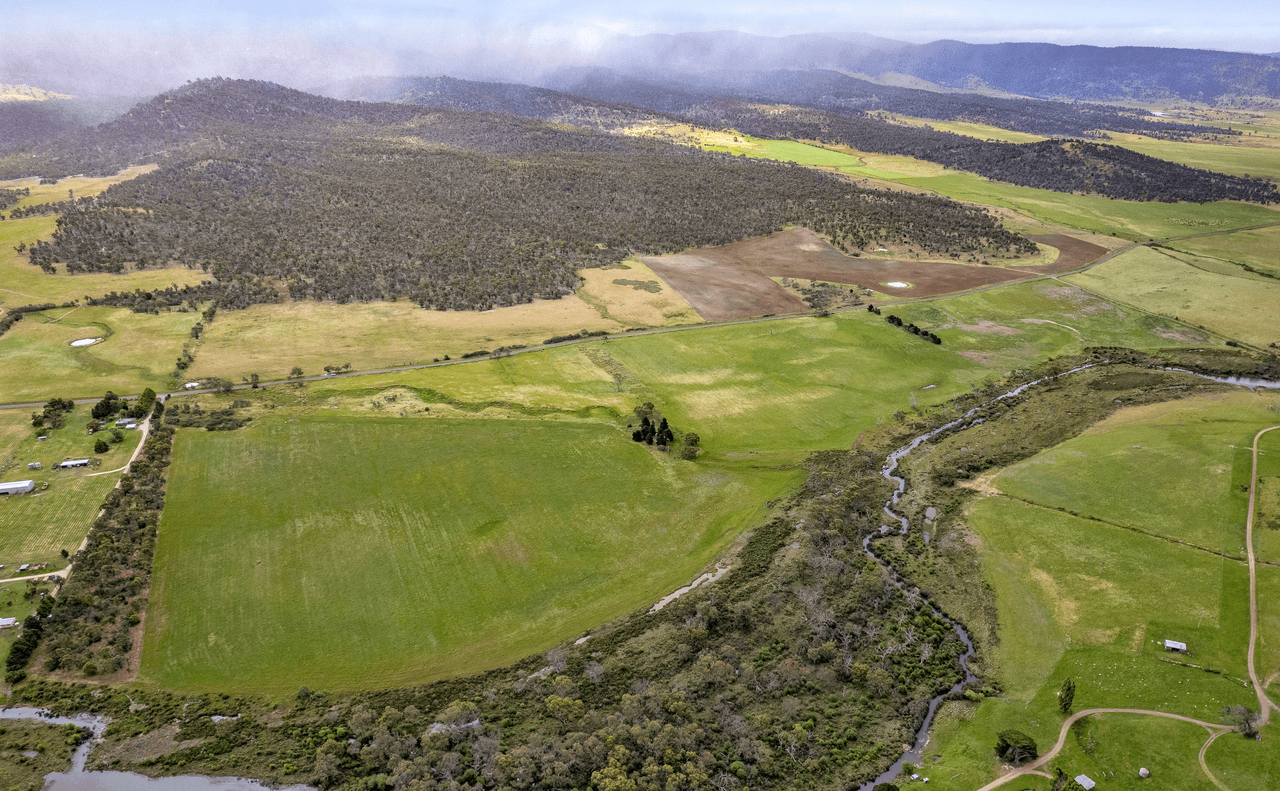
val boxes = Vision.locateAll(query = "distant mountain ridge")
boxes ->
[595,33,1280,104]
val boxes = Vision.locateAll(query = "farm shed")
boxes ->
[57,459,90,469]
[1075,776,1096,790]
[1164,639,1188,652]
[27,462,41,470]
[0,617,16,629]
[0,480,35,495]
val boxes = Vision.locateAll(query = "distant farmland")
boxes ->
[141,415,798,693]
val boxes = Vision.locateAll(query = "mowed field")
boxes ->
[1066,244,1280,348]
[142,415,799,693]
[921,392,1280,790]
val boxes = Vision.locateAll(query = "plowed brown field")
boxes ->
[1015,234,1110,275]
[643,228,1052,322]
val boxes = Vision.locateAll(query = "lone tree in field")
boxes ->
[1222,704,1261,738]
[994,729,1038,765]
[1058,676,1075,714]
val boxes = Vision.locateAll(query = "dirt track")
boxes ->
[643,228,1061,322]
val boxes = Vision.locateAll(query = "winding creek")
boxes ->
[2,363,1277,791]
[858,362,1280,789]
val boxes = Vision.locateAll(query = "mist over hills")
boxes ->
[591,32,1280,105]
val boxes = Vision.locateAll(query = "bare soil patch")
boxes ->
[643,228,1028,321]
[1015,234,1109,275]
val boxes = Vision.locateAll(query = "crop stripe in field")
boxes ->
[993,491,1273,566]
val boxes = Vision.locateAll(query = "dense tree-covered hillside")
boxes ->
[15,79,1033,311]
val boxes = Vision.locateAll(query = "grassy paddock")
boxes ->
[1166,224,1280,278]
[1066,245,1280,347]
[0,306,195,402]
[187,266,699,385]
[0,403,139,570]
[890,280,1208,370]
[921,392,1280,789]
[993,392,1273,553]
[142,415,798,693]
[1108,131,1280,182]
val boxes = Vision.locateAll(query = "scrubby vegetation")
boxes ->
[35,400,173,678]
[4,79,1030,311]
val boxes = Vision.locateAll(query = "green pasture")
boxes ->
[1109,132,1280,183]
[970,497,1249,687]
[1045,714,1217,791]
[993,393,1272,554]
[1203,728,1280,791]
[1066,245,1280,348]
[0,403,139,571]
[0,305,194,402]
[890,280,1209,369]
[1166,224,1280,278]
[702,131,1280,240]
[142,415,800,693]
[898,172,1280,240]
[312,314,991,466]
[925,393,1280,789]
[894,116,1047,144]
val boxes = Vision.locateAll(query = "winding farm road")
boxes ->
[972,708,1233,791]
[971,423,1280,791]
[1246,425,1280,724]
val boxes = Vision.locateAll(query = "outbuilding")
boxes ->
[57,459,90,469]
[184,381,202,389]
[27,462,41,470]
[0,480,36,495]
[1164,639,1188,652]
[0,617,17,630]
[1075,775,1096,790]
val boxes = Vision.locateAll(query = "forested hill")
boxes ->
[318,75,662,130]
[684,101,1280,204]
[0,78,663,182]
[552,68,1234,141]
[326,73,1279,204]
[13,78,1035,312]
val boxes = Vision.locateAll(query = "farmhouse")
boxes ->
[1164,639,1188,652]
[115,418,132,426]
[0,480,36,495]
[56,459,90,469]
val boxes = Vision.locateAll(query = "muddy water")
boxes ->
[0,708,313,791]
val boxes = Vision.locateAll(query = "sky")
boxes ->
[4,0,1278,96]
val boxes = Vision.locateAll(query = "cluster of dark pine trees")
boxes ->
[632,415,675,446]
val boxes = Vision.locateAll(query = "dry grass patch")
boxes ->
[577,260,700,327]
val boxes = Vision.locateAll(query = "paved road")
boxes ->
[6,222,1277,411]
[1246,425,1280,725]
